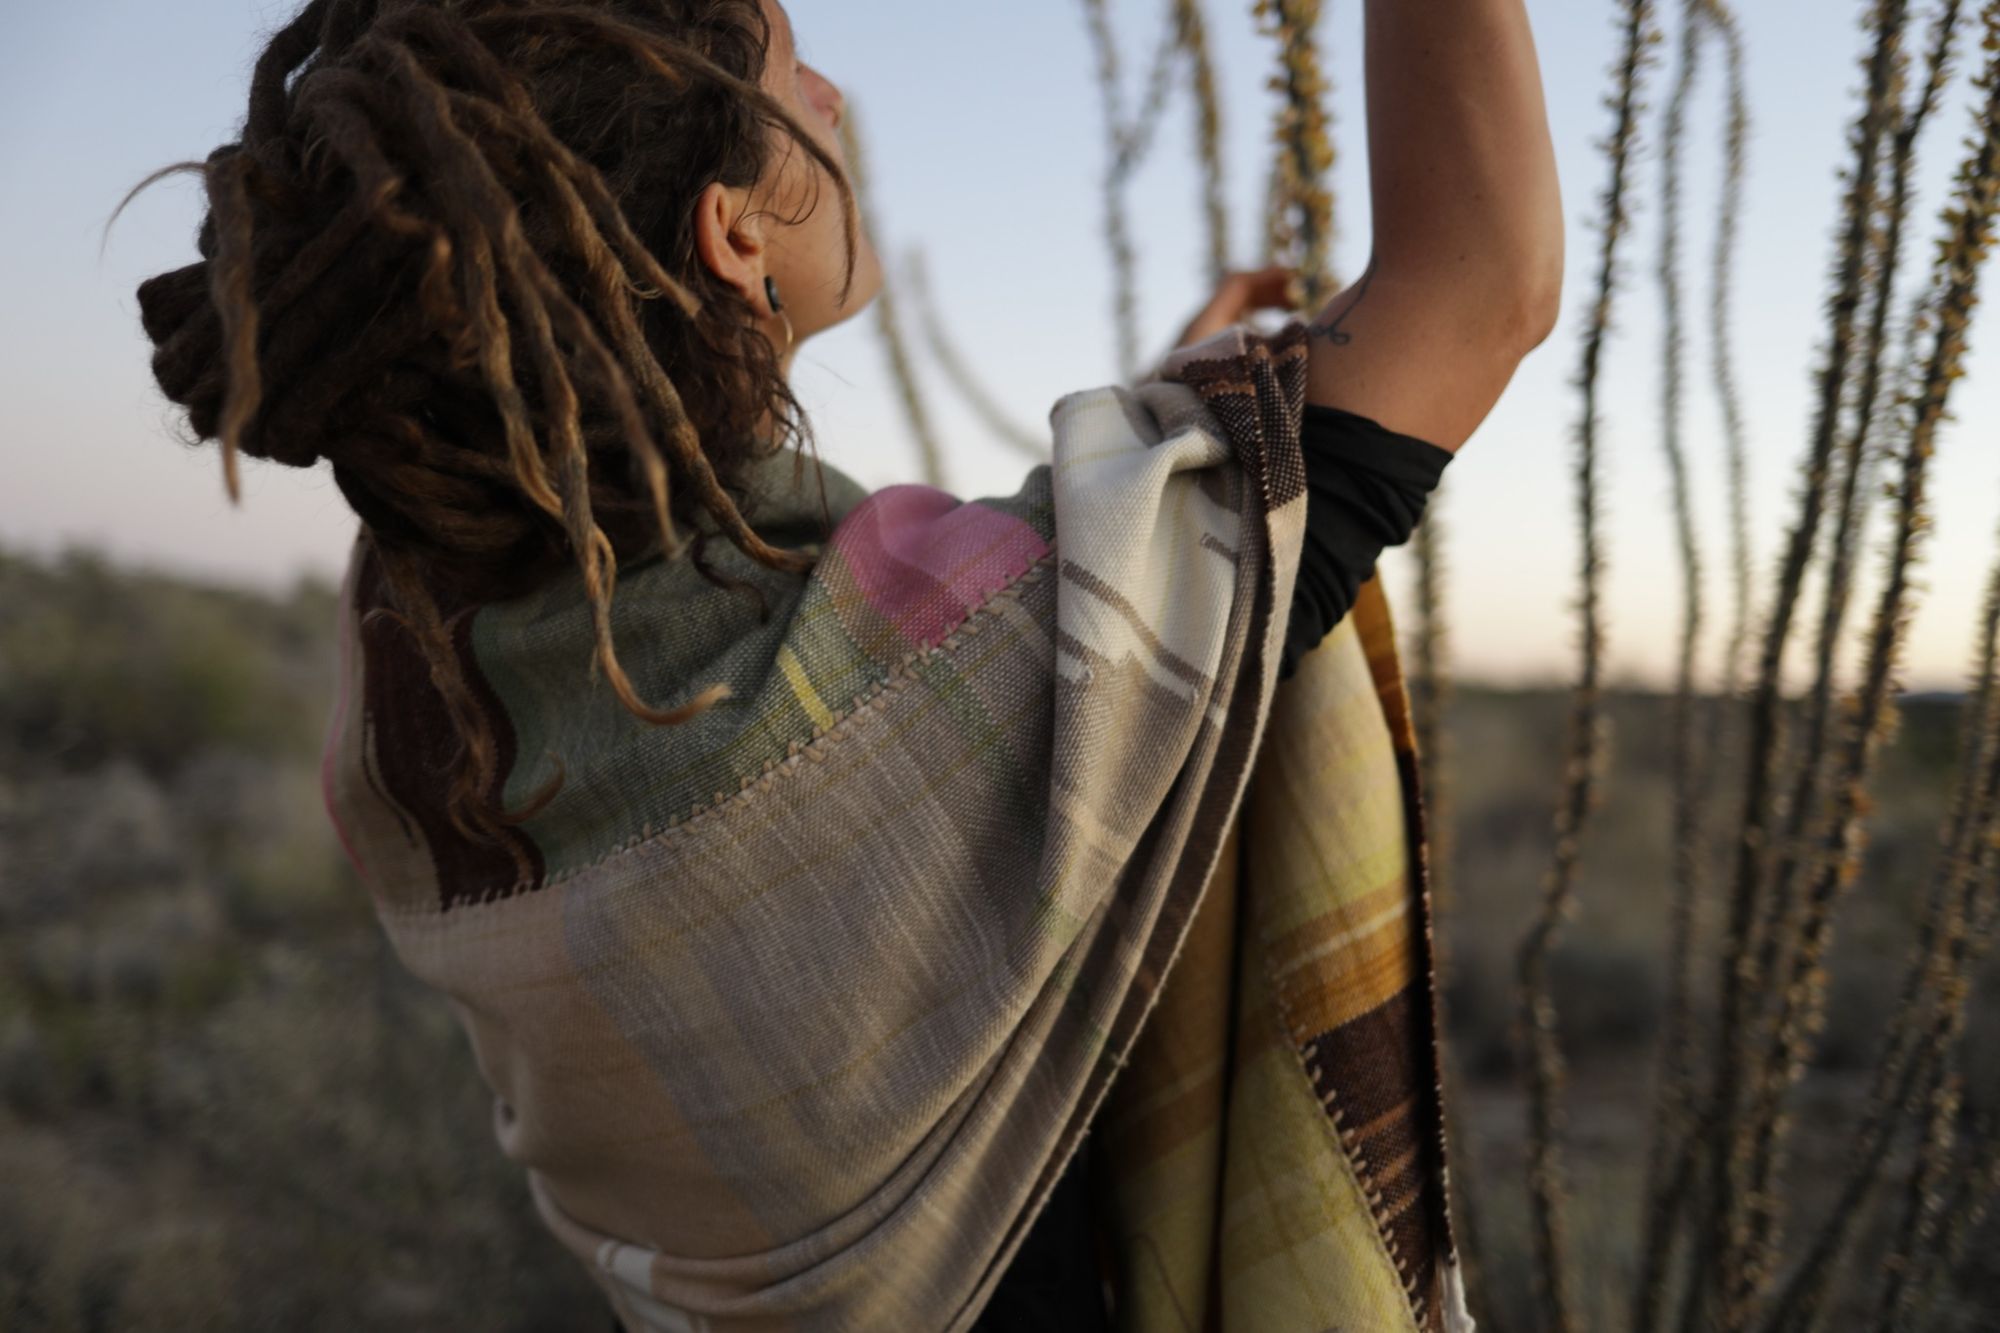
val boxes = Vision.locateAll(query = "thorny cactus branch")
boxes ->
[1639,8,1757,1329]
[900,247,1049,463]
[1408,487,1505,1333]
[1254,0,1337,307]
[1761,476,2000,1333]
[1879,1054,1967,1324]
[1731,3,1967,1313]
[1512,4,1662,1333]
[1958,553,2000,969]
[1879,828,2000,1328]
[1080,0,1147,378]
[1176,0,1232,286]
[1689,0,1754,1144]
[1682,2,1913,1324]
[1924,1104,2000,1315]
[1088,0,1192,378]
[1876,512,2000,1327]
[1743,0,1964,1134]
[1119,3,1187,170]
[1706,0,1755,729]
[838,105,947,489]
[1085,0,1232,371]
[1724,6,2000,1325]
[1634,6,1717,1329]
[1261,152,1289,267]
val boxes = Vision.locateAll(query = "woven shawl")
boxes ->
[321,318,1472,1332]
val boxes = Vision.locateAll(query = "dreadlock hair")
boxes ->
[128,0,860,846]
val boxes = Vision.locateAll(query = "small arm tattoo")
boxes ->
[1306,259,1376,347]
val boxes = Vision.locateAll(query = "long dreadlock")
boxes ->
[129,0,859,844]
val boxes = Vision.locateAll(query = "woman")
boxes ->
[135,0,1559,1328]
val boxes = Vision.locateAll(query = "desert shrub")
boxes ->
[0,549,335,774]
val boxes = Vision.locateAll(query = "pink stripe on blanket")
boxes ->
[829,486,1050,649]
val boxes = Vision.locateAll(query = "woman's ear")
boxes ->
[692,180,768,308]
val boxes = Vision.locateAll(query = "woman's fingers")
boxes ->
[1168,266,1304,358]
[1237,265,1299,311]
[1204,266,1294,319]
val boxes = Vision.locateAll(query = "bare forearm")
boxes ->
[1296,0,1562,451]
[1358,0,1562,309]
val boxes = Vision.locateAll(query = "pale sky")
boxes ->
[3,0,1996,693]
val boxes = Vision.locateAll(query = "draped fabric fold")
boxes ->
[320,318,1472,1332]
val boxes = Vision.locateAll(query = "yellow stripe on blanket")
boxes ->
[776,643,836,732]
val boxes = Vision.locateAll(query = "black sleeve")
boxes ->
[970,1136,1110,1331]
[1279,404,1455,681]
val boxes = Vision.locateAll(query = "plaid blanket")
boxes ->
[321,318,1471,1332]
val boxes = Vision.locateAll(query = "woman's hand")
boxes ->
[1170,265,1300,351]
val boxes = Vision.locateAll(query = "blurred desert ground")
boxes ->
[2,544,1994,1331]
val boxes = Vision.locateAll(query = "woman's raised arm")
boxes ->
[1304,0,1564,453]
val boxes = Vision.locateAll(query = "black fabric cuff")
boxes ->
[1279,406,1454,682]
